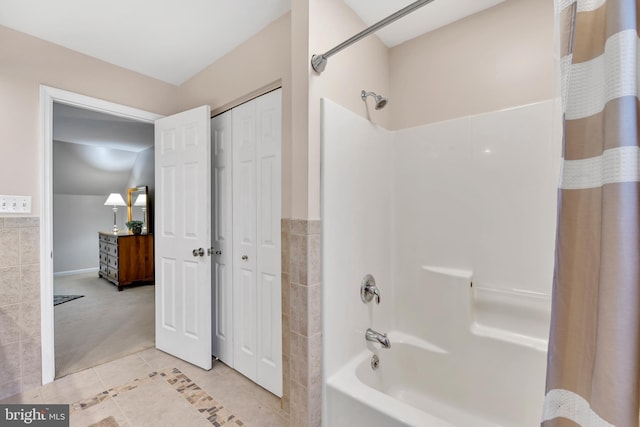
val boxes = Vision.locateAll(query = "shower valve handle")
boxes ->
[361,274,381,304]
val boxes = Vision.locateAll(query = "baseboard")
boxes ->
[53,267,99,277]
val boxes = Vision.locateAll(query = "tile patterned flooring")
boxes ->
[1,348,288,427]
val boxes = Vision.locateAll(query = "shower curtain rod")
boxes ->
[311,0,436,74]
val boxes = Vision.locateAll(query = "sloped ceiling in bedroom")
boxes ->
[52,103,154,196]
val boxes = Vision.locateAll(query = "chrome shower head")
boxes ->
[361,90,388,110]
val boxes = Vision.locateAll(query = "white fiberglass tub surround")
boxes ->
[325,267,549,427]
[321,98,560,427]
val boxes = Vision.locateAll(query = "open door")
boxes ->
[154,105,212,370]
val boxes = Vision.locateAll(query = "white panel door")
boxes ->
[211,111,233,365]
[155,105,212,370]
[232,89,282,396]
[232,100,258,380]
[255,90,282,395]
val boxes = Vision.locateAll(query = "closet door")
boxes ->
[232,99,258,380]
[211,111,233,365]
[232,89,282,396]
[255,90,282,395]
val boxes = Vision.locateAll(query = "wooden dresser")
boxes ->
[98,232,154,291]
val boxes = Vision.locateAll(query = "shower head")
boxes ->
[361,90,388,110]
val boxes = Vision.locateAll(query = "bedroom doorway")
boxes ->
[52,102,156,378]
[41,86,162,383]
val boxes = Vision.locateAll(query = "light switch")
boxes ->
[0,195,31,213]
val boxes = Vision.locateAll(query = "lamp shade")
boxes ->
[104,193,126,206]
[134,194,147,206]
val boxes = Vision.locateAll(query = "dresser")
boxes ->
[98,232,154,291]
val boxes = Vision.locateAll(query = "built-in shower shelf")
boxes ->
[471,286,551,349]
[417,266,551,350]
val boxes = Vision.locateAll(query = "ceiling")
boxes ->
[53,103,153,152]
[344,0,506,47]
[53,103,154,195]
[27,1,506,195]
[0,0,506,86]
[0,0,291,85]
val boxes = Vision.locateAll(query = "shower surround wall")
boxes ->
[0,217,41,400]
[322,97,560,417]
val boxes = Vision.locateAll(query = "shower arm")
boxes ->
[311,0,436,74]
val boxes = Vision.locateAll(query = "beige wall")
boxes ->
[177,13,292,218]
[0,0,555,223]
[295,0,554,217]
[389,0,554,130]
[0,25,180,215]
[304,0,391,219]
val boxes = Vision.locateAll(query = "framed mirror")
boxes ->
[127,185,149,234]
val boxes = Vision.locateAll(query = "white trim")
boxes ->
[565,30,639,120]
[561,146,639,189]
[542,389,615,426]
[53,267,99,277]
[39,85,162,385]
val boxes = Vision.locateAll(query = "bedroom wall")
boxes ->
[52,195,121,274]
[52,141,146,274]
[52,145,155,274]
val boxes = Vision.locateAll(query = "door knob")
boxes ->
[241,255,248,261]
[216,250,222,255]
[193,248,205,257]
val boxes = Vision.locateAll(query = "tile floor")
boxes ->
[0,348,288,427]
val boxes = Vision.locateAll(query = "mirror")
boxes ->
[127,185,149,234]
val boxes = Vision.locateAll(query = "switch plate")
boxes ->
[0,195,31,213]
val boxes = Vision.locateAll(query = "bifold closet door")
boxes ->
[232,89,282,396]
[211,110,233,366]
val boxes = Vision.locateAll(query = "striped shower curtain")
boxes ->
[542,0,639,426]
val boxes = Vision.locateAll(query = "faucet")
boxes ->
[366,328,391,349]
[361,274,381,304]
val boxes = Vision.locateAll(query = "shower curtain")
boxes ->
[543,0,639,426]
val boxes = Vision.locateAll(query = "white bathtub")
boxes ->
[326,330,547,427]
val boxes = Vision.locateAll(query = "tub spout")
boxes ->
[366,328,391,349]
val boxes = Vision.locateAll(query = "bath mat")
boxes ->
[71,367,244,426]
[53,295,84,306]
[88,416,119,427]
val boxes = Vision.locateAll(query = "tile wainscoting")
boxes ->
[282,219,322,427]
[0,216,323,427]
[0,216,41,400]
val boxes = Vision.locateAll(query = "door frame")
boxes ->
[39,85,162,384]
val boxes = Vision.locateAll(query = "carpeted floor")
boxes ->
[54,272,155,378]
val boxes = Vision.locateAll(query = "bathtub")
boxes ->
[326,330,547,427]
